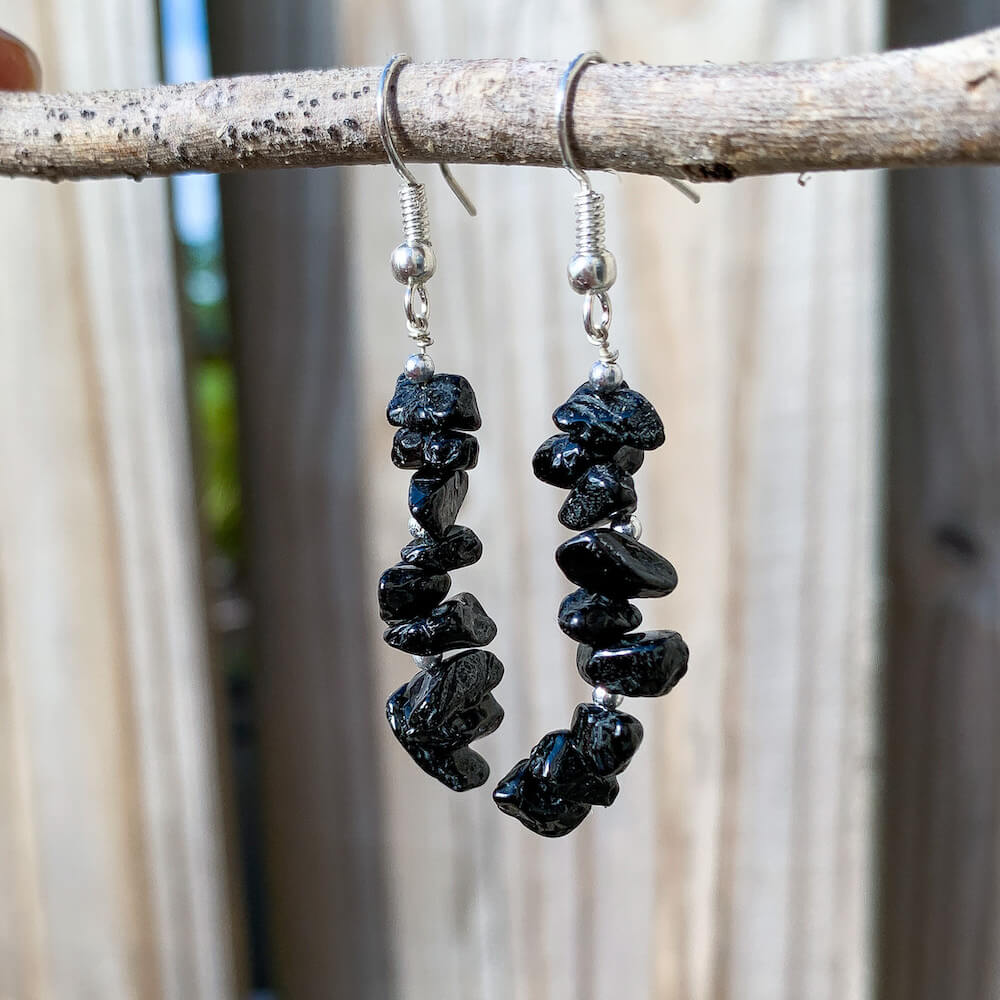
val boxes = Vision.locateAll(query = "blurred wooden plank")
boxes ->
[882,3,1000,998]
[344,3,881,1000]
[0,3,238,999]
[206,2,395,997]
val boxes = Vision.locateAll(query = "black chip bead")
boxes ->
[533,435,645,490]
[556,528,678,599]
[388,650,504,750]
[553,382,665,454]
[386,685,492,791]
[383,592,498,655]
[577,630,689,698]
[614,445,645,475]
[389,429,425,469]
[557,588,642,644]
[526,730,619,807]
[377,563,451,624]
[532,434,598,488]
[387,373,482,432]
[569,703,644,777]
[391,429,479,473]
[492,759,592,837]
[557,462,638,530]
[424,432,479,472]
[400,525,483,573]
[408,470,469,538]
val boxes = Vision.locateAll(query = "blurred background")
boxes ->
[0,1,997,998]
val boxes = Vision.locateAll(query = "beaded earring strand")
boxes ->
[493,52,697,836]
[374,55,506,792]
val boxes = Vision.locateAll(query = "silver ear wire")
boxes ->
[376,53,477,216]
[556,52,699,392]
[377,54,477,374]
[556,50,700,204]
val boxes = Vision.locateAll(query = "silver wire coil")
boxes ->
[574,188,606,254]
[399,183,431,245]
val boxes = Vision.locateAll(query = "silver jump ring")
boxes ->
[404,282,430,330]
[583,291,612,341]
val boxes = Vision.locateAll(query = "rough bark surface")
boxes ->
[0,28,999,182]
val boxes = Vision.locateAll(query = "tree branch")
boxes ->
[2,28,1000,183]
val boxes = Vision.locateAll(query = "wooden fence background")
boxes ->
[0,0,996,998]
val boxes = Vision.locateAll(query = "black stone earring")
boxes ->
[493,52,694,836]
[375,55,504,792]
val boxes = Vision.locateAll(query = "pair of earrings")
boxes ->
[375,52,691,838]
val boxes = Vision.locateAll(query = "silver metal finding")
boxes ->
[557,51,699,384]
[611,513,643,540]
[592,686,624,710]
[377,53,477,366]
[377,54,477,217]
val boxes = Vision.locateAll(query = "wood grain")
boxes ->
[881,3,1000,997]
[1,26,1000,181]
[343,2,882,999]
[0,2,238,998]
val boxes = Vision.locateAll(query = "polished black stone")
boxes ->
[615,445,645,475]
[391,428,479,473]
[390,429,425,469]
[532,434,597,488]
[533,434,646,490]
[556,528,678,599]
[557,588,642,644]
[493,759,592,837]
[377,563,451,624]
[526,730,619,807]
[408,470,469,538]
[400,525,483,573]
[577,630,689,698]
[386,688,493,792]
[387,373,482,432]
[558,462,637,530]
[388,650,504,750]
[569,703,644,777]
[383,592,497,655]
[553,382,665,454]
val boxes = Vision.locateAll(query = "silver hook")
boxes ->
[377,53,477,217]
[556,51,700,205]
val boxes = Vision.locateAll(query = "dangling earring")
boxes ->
[375,55,505,792]
[493,52,693,836]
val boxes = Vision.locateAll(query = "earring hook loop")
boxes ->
[377,53,477,217]
[556,51,701,205]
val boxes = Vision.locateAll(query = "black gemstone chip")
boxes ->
[377,563,451,624]
[576,630,689,698]
[557,462,637,530]
[387,373,482,432]
[383,592,498,655]
[555,528,677,599]
[557,588,642,644]
[400,525,483,573]
[552,382,665,454]
[408,470,469,538]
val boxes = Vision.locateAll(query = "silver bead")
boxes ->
[403,352,435,382]
[391,241,436,284]
[413,654,441,671]
[568,250,617,293]
[592,686,624,709]
[408,516,429,539]
[589,360,624,393]
[612,514,642,541]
